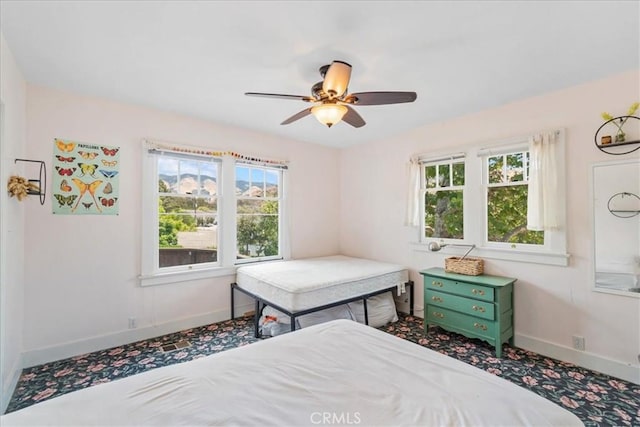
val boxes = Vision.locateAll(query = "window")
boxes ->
[422,159,465,240]
[414,130,568,266]
[157,156,219,269]
[141,142,288,285]
[236,165,282,262]
[485,151,544,246]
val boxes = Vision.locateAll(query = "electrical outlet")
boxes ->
[128,317,137,329]
[572,335,585,351]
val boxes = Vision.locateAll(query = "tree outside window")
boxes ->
[423,161,465,240]
[486,152,543,245]
[236,166,281,260]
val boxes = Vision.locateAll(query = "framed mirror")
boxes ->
[591,158,640,296]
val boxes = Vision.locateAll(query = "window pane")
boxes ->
[158,158,178,194]
[438,164,450,188]
[236,166,249,195]
[488,156,504,184]
[424,190,463,239]
[266,170,279,197]
[251,168,265,197]
[506,153,524,182]
[487,186,544,244]
[200,162,218,196]
[452,162,465,186]
[158,208,218,268]
[425,165,436,189]
[179,160,200,195]
[237,199,279,259]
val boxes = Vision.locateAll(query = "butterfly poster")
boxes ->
[52,138,120,215]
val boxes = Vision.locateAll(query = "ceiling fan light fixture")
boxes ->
[311,104,348,128]
[322,61,352,98]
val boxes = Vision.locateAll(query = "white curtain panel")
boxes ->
[405,158,421,227]
[527,133,561,231]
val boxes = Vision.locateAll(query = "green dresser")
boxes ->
[420,267,516,357]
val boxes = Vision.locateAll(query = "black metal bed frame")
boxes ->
[230,281,414,338]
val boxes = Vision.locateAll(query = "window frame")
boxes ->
[420,157,466,243]
[482,149,547,252]
[140,142,289,286]
[156,155,221,272]
[235,163,285,264]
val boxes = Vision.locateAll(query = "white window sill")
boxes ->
[411,242,570,267]
[139,266,237,287]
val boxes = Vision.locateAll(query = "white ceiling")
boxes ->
[1,1,638,148]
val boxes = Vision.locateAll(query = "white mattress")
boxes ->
[1,320,583,426]
[236,255,409,311]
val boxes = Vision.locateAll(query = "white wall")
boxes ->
[0,33,27,412]
[339,70,640,383]
[22,85,340,363]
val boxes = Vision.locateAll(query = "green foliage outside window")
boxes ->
[424,161,464,239]
[237,200,279,258]
[487,186,543,244]
[486,152,543,245]
[424,190,464,239]
[422,154,543,245]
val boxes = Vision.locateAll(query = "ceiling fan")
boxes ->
[245,60,417,128]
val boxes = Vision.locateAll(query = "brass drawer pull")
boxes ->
[432,280,443,287]
[431,296,443,303]
[472,305,485,313]
[433,311,445,319]
[473,322,488,331]
[471,288,485,296]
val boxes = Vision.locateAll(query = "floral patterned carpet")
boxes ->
[6,314,640,426]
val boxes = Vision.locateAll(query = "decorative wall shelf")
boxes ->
[14,159,46,205]
[594,115,640,155]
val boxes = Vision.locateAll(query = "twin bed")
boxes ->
[1,255,583,425]
[231,255,414,336]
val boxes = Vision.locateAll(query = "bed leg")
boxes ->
[254,299,260,338]
[291,315,296,333]
[409,280,414,316]
[363,298,369,325]
[230,283,235,319]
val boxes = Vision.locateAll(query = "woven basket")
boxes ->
[444,257,484,276]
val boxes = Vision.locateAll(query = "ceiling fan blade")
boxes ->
[344,91,417,106]
[281,108,312,125]
[245,92,314,102]
[322,61,352,98]
[342,106,366,128]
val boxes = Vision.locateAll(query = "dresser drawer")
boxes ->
[424,277,494,302]
[426,290,495,321]
[426,306,497,338]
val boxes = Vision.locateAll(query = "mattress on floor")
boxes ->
[236,255,409,311]
[0,320,583,427]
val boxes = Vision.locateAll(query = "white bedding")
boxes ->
[236,255,408,311]
[1,320,583,427]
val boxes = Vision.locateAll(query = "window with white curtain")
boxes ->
[140,141,289,286]
[413,130,568,266]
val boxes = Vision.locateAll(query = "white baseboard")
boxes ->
[1,357,22,414]
[515,333,640,385]
[22,304,254,369]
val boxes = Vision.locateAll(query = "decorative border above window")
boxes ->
[145,139,289,169]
